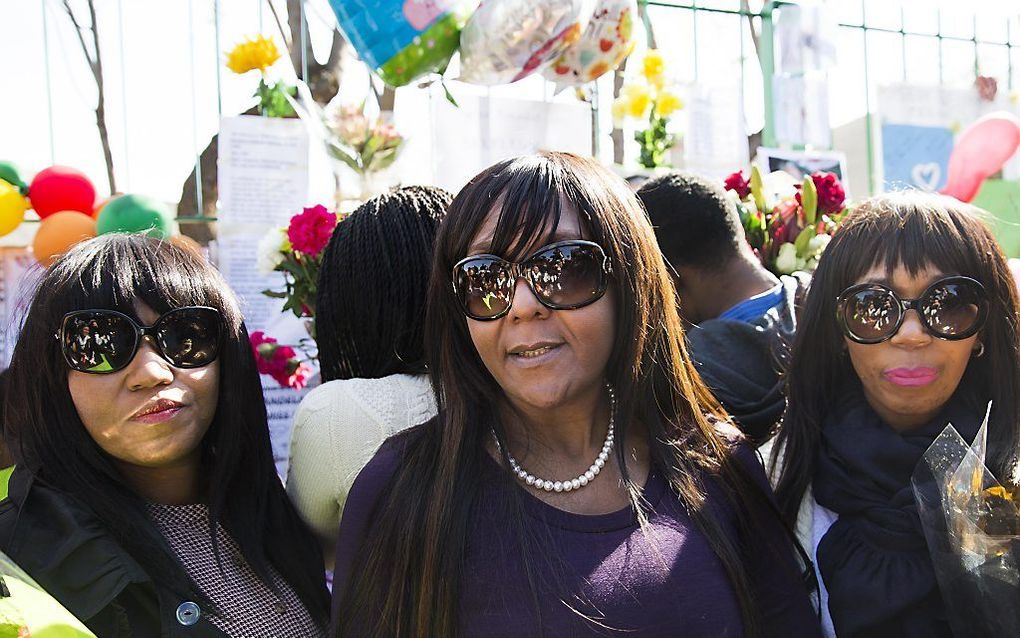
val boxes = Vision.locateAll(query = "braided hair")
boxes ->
[316,185,451,381]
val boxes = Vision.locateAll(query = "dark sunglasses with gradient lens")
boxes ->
[836,276,988,344]
[452,240,611,321]
[59,306,223,374]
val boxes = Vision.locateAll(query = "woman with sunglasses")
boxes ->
[0,234,329,636]
[766,193,1020,637]
[331,153,818,637]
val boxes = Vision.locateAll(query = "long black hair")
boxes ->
[772,192,1020,524]
[316,186,451,381]
[5,233,329,625]
[336,153,792,637]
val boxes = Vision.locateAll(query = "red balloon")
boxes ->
[28,166,97,219]
[941,112,1020,203]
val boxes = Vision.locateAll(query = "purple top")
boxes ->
[333,425,820,637]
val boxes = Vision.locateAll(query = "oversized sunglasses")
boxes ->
[835,276,988,344]
[58,306,223,374]
[451,240,611,321]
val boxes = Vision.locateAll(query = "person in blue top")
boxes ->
[637,172,809,444]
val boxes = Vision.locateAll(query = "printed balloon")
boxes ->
[459,0,589,86]
[543,0,636,90]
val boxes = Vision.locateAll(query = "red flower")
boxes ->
[724,171,751,199]
[287,205,337,257]
[796,172,846,215]
[249,331,311,389]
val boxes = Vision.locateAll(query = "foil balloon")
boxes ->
[459,0,590,86]
[543,0,636,90]
[941,112,1020,203]
[328,0,474,87]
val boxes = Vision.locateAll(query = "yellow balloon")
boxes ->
[0,179,28,237]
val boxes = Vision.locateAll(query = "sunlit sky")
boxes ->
[3,0,1020,208]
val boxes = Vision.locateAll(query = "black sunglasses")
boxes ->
[58,306,223,374]
[451,239,612,321]
[836,276,988,344]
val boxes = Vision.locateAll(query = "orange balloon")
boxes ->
[32,210,97,267]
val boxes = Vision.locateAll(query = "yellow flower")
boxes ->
[641,50,665,87]
[655,90,683,118]
[611,97,630,125]
[226,35,281,74]
[623,84,651,118]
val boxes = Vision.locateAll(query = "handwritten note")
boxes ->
[878,85,981,130]
[218,115,310,226]
[684,83,749,179]
[213,230,288,333]
[772,73,831,148]
[264,377,316,478]
[430,91,592,192]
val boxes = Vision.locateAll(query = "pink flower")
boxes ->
[249,331,278,375]
[724,171,751,199]
[249,331,311,389]
[796,172,846,215]
[280,360,313,390]
[287,205,337,257]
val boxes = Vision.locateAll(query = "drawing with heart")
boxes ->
[911,163,941,191]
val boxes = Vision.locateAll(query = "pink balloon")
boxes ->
[941,112,1020,202]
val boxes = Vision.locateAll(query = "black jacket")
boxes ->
[0,467,318,637]
[686,273,810,445]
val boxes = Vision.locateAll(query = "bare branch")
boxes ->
[59,0,99,80]
[287,0,305,78]
[742,0,762,62]
[637,1,657,49]
[266,0,291,49]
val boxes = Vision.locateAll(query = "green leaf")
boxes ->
[442,80,459,107]
[794,227,815,256]
[801,175,818,225]
[327,143,362,172]
[260,289,287,299]
[750,165,766,212]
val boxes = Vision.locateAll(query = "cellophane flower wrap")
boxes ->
[911,402,1020,637]
[723,166,849,276]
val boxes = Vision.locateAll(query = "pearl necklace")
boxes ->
[495,386,616,493]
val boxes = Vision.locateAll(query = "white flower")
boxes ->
[775,243,799,275]
[807,233,831,256]
[257,226,288,274]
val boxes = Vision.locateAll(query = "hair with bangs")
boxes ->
[772,192,1020,524]
[335,153,794,637]
[4,234,329,626]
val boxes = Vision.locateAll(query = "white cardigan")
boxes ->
[285,374,438,546]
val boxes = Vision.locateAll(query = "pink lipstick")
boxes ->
[883,367,939,387]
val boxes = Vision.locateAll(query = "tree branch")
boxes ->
[60,0,116,192]
[267,0,291,49]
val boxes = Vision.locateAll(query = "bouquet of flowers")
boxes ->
[249,331,313,390]
[326,103,404,199]
[611,50,684,169]
[912,402,1020,636]
[257,204,340,324]
[225,34,295,118]
[723,166,848,275]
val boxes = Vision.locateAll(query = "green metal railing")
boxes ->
[638,0,1020,195]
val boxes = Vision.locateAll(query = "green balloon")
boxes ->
[0,161,26,191]
[95,194,172,238]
